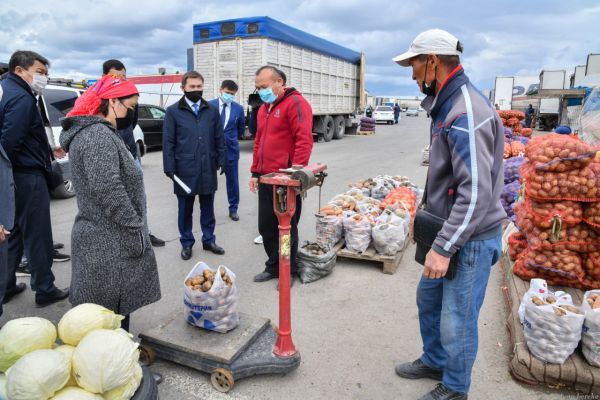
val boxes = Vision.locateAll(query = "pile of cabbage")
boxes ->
[0,304,143,400]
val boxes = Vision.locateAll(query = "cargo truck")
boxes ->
[537,69,566,130]
[191,16,365,141]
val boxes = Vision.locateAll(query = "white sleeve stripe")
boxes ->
[443,85,479,252]
[474,116,494,131]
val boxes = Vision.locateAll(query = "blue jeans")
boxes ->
[417,235,501,394]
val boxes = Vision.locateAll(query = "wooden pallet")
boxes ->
[333,240,409,274]
[357,130,375,136]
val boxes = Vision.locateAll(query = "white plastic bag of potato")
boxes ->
[183,262,239,333]
[371,210,409,256]
[315,215,343,248]
[342,214,372,253]
[581,290,600,366]
[522,293,584,364]
[518,278,573,324]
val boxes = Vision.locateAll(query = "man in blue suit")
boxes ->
[209,80,245,221]
[163,71,226,260]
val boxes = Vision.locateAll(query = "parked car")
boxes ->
[372,106,395,124]
[137,104,165,149]
[39,79,145,199]
[406,108,419,117]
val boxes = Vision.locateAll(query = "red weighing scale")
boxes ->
[139,163,327,393]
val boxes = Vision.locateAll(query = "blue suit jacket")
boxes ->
[208,99,245,161]
[0,143,15,231]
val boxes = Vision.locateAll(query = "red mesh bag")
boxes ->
[501,117,508,126]
[520,128,533,137]
[524,248,584,283]
[507,117,520,127]
[508,231,527,261]
[380,187,417,218]
[583,202,600,233]
[510,141,525,157]
[525,134,597,172]
[583,251,600,280]
[513,255,583,288]
[504,142,512,159]
[498,110,525,120]
[513,258,538,280]
[512,124,523,134]
[521,162,600,202]
[524,198,583,228]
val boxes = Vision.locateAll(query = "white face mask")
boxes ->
[30,73,48,94]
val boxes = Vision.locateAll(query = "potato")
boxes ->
[594,297,600,310]
[202,281,212,292]
[531,296,545,306]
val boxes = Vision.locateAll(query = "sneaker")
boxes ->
[149,234,166,247]
[53,242,64,250]
[2,283,27,304]
[418,383,468,400]
[253,235,263,245]
[16,260,31,276]
[395,359,443,381]
[53,250,70,262]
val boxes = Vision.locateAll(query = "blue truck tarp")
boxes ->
[193,16,362,65]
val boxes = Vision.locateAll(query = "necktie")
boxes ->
[220,103,227,127]
[192,103,199,116]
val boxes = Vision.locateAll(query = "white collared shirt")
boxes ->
[185,97,202,113]
[218,97,231,128]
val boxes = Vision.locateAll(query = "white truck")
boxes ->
[586,53,600,76]
[492,76,539,111]
[538,70,566,129]
[191,16,365,141]
[492,76,514,110]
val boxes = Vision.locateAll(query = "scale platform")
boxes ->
[139,311,301,392]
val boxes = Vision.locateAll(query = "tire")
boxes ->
[333,116,345,140]
[322,115,334,142]
[137,141,145,158]
[131,366,159,400]
[51,179,76,199]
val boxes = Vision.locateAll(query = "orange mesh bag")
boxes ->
[498,110,525,120]
[584,202,600,233]
[583,251,600,281]
[501,117,508,126]
[521,162,600,202]
[380,187,417,219]
[507,117,521,127]
[510,141,526,157]
[520,128,533,137]
[508,231,528,261]
[504,142,512,159]
[524,198,583,228]
[525,134,597,172]
[513,257,538,280]
[524,248,584,284]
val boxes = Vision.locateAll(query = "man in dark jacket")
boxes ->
[525,103,535,128]
[0,138,14,314]
[163,71,226,260]
[392,30,505,400]
[102,59,165,247]
[0,50,69,307]
[393,103,401,124]
[208,80,246,221]
[250,66,314,287]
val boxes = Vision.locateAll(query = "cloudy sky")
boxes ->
[0,0,598,96]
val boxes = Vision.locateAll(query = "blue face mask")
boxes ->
[258,87,278,104]
[221,92,235,104]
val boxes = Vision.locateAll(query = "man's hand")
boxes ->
[423,248,451,279]
[249,177,259,193]
[0,226,9,244]
[53,146,66,159]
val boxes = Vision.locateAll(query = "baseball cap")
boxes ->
[393,29,463,67]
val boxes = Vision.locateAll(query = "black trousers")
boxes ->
[258,183,302,276]
[7,172,55,295]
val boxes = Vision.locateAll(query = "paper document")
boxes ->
[173,175,192,194]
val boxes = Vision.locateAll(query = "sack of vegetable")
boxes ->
[521,280,584,364]
[371,176,396,200]
[183,263,239,333]
[349,178,375,197]
[517,278,573,323]
[329,194,358,212]
[580,291,600,366]
[371,210,409,256]
[380,187,417,219]
[520,127,533,137]
[504,156,525,184]
[583,202,600,233]
[523,248,584,284]
[523,198,583,229]
[526,134,597,172]
[521,161,600,202]
[499,110,525,121]
[297,242,337,284]
[315,213,343,248]
[342,214,372,253]
[508,231,527,262]
[509,141,525,157]
[583,252,600,281]
[501,181,521,220]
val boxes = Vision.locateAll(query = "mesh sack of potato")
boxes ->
[504,156,525,184]
[342,214,372,253]
[499,110,525,120]
[522,285,584,364]
[508,231,528,261]
[583,202,600,233]
[380,187,417,219]
[315,213,343,249]
[297,242,337,284]
[512,124,523,134]
[183,262,239,333]
[580,291,600,367]
[521,161,600,202]
[524,198,583,229]
[501,181,521,220]
[519,127,533,137]
[371,210,410,256]
[525,134,598,173]
[509,141,526,157]
[513,257,542,281]
[524,248,584,285]
[503,142,512,159]
[583,252,600,281]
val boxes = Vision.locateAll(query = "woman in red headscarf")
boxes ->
[59,74,161,331]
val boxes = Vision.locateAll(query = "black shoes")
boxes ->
[53,242,64,250]
[254,271,277,282]
[35,287,69,308]
[418,384,468,400]
[53,250,71,262]
[16,262,31,276]
[395,359,443,381]
[229,212,240,221]
[203,242,225,255]
[181,247,192,260]
[2,283,26,304]
[150,234,165,247]
[276,275,297,291]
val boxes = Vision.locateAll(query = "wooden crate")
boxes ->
[333,240,409,274]
[357,130,375,136]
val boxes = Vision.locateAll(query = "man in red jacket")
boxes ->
[250,66,313,286]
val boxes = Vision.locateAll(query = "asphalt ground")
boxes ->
[1,114,570,399]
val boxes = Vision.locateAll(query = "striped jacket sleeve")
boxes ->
[432,87,497,257]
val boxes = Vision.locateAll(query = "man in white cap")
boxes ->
[392,30,506,400]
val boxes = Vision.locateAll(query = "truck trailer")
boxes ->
[191,16,365,141]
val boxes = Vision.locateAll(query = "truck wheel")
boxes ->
[333,116,345,140]
[322,116,334,142]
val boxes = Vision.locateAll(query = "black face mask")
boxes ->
[114,106,134,130]
[421,60,437,97]
[185,90,203,103]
